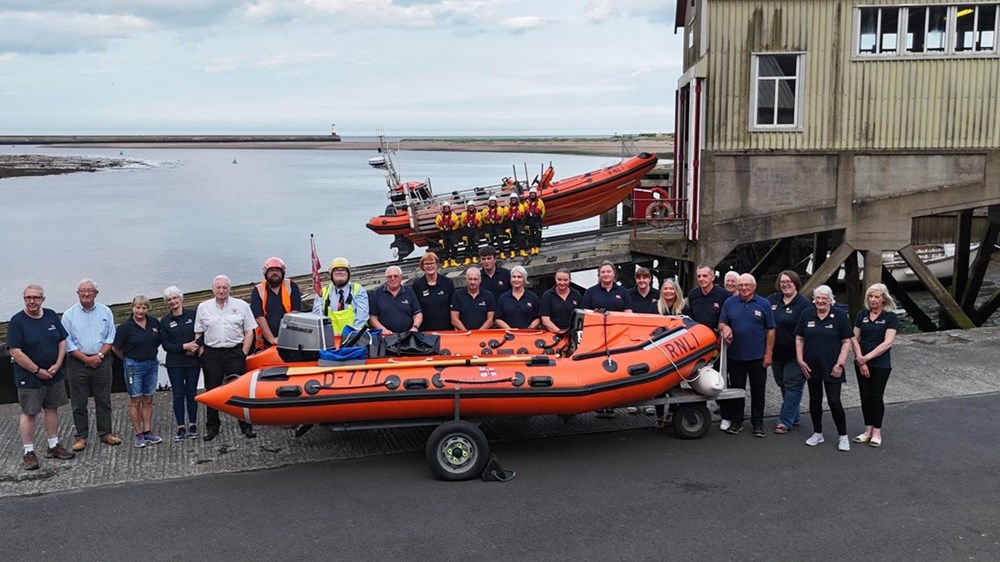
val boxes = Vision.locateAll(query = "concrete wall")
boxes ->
[690,150,1000,267]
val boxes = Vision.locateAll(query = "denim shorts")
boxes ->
[124,357,159,397]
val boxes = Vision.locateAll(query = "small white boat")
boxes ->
[806,243,981,284]
[367,155,387,169]
[883,243,980,284]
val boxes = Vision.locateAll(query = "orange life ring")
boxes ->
[651,187,668,200]
[645,201,673,228]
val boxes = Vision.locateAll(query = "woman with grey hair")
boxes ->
[159,286,201,441]
[795,285,854,452]
[495,265,540,329]
[851,283,899,448]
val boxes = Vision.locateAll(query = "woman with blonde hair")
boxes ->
[851,283,899,448]
[112,295,164,448]
[656,278,686,316]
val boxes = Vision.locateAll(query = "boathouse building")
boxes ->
[661,0,1000,327]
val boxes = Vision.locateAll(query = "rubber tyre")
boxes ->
[672,403,711,440]
[425,420,490,481]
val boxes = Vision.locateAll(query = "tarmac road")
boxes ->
[1,393,997,561]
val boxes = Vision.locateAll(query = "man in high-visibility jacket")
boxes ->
[481,195,506,256]
[250,257,302,348]
[503,193,527,258]
[311,257,369,337]
[524,187,546,255]
[459,200,482,265]
[435,202,461,268]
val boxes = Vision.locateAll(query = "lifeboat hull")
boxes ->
[197,311,718,426]
[366,153,659,247]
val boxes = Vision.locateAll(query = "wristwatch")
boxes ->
[97,352,105,359]
[34,367,40,375]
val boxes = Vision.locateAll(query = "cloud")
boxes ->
[257,53,336,68]
[499,15,553,34]
[0,12,153,55]
[199,52,336,73]
[247,0,496,29]
[583,0,673,25]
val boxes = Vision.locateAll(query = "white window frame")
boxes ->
[853,3,1000,59]
[749,52,805,132]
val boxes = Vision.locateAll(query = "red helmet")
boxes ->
[262,256,286,274]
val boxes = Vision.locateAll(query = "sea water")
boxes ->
[1,145,612,314]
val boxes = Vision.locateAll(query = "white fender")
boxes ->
[688,366,724,398]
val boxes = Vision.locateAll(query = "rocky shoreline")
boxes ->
[1,138,673,179]
[0,154,137,179]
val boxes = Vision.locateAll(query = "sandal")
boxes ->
[869,435,882,447]
[774,423,789,434]
[853,432,871,443]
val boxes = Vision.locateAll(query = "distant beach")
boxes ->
[0,137,673,179]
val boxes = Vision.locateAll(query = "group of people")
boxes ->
[688,266,897,452]
[434,188,546,268]
[8,250,898,471]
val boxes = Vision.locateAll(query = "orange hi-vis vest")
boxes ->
[254,279,292,345]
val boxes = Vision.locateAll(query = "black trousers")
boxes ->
[807,376,847,436]
[721,358,767,427]
[857,365,891,428]
[202,346,247,431]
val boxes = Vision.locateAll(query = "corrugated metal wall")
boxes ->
[702,0,1000,151]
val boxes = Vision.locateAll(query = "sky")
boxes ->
[0,0,682,136]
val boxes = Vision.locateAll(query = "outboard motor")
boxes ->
[276,313,336,362]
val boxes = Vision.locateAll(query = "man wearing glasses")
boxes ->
[369,266,422,335]
[312,257,369,337]
[8,285,76,470]
[61,279,123,451]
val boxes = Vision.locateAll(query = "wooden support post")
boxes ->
[953,209,974,303]
[750,237,794,278]
[974,288,1000,326]
[962,206,1000,312]
[813,232,831,272]
[802,241,855,296]
[883,269,938,332]
[897,245,974,329]
[599,208,617,229]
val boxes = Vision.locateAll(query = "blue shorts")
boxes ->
[124,357,159,397]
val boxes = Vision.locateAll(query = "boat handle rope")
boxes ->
[440,376,516,385]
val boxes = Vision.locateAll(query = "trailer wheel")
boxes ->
[426,420,490,481]
[672,403,711,439]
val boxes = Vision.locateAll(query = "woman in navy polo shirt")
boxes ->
[795,285,853,452]
[495,266,540,329]
[113,295,164,448]
[851,283,899,448]
[581,260,632,313]
[540,268,583,332]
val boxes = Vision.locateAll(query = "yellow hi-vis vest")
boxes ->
[322,282,363,337]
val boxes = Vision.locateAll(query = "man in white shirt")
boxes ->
[194,275,256,441]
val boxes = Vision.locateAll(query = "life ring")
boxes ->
[651,187,669,200]
[645,201,673,227]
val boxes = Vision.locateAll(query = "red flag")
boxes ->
[310,234,323,296]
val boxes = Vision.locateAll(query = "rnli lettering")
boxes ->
[663,332,700,358]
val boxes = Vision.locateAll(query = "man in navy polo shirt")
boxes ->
[685,265,730,330]
[370,266,422,335]
[478,246,511,299]
[718,273,775,438]
[451,267,496,330]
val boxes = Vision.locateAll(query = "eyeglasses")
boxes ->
[24,295,44,301]
[77,289,97,295]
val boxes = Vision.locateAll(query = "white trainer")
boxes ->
[805,433,825,446]
[719,419,731,432]
[838,435,850,452]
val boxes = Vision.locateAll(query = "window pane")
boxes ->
[880,8,899,52]
[776,79,797,125]
[979,5,996,50]
[907,7,927,52]
[860,8,878,53]
[756,80,776,125]
[956,6,977,51]
[758,54,797,77]
[927,5,948,51]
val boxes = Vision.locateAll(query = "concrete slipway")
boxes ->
[1,327,998,497]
